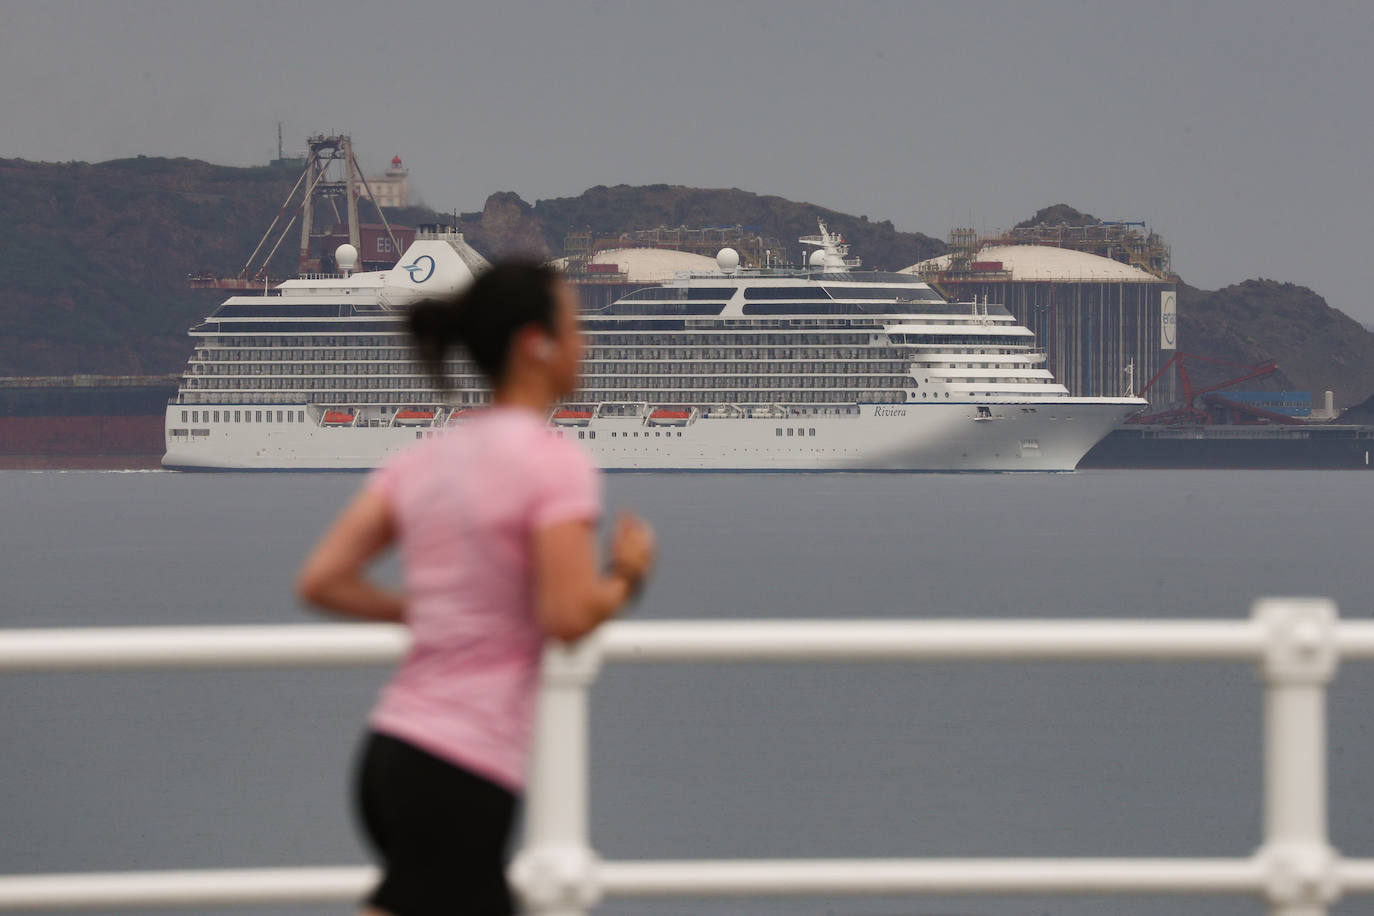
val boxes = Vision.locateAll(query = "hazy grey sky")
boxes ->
[2,0,1372,321]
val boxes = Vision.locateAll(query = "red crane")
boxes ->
[1128,352,1291,425]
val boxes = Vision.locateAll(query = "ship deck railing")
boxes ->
[0,599,1370,915]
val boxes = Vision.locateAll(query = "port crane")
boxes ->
[190,134,403,290]
[1129,352,1303,426]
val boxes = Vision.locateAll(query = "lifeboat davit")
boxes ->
[647,408,691,426]
[551,409,594,427]
[321,410,355,426]
[394,409,437,425]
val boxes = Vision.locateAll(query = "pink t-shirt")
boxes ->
[365,407,601,791]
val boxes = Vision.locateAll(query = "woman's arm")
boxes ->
[296,487,406,622]
[534,512,654,643]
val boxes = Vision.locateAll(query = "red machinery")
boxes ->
[1129,352,1302,426]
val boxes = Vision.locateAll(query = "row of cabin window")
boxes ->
[201,336,406,349]
[580,375,914,390]
[575,390,906,404]
[551,431,687,440]
[587,333,1025,348]
[193,345,908,365]
[583,365,909,378]
[188,351,912,375]
[926,378,1044,385]
[177,392,494,406]
[184,372,917,394]
[196,340,1027,365]
[191,363,444,378]
[202,329,1025,354]
[188,355,911,373]
[584,359,909,372]
[180,409,307,424]
[776,428,818,437]
[588,333,868,347]
[914,363,1049,371]
[196,347,418,361]
[595,343,1029,360]
[197,332,876,355]
[178,390,906,407]
[191,354,1035,378]
[185,377,439,390]
[179,380,922,404]
[587,348,901,360]
[203,331,875,352]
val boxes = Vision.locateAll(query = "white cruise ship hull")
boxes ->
[162,399,1140,472]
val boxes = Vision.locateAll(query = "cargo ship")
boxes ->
[0,375,176,469]
[1079,361,1374,469]
[1080,423,1374,469]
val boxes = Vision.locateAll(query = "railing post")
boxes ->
[509,637,604,916]
[1254,598,1341,916]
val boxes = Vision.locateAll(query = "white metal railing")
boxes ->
[2,599,1373,914]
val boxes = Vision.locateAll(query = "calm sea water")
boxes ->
[1,469,1371,916]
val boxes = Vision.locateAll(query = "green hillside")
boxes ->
[0,156,299,375]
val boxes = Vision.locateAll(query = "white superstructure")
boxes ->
[164,223,1145,471]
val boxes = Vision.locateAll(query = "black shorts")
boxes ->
[355,731,518,915]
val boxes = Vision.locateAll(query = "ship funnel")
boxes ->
[380,235,490,309]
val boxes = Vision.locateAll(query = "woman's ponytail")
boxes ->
[406,262,558,386]
[407,297,469,383]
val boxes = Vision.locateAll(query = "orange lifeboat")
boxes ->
[394,409,437,426]
[447,407,489,425]
[551,409,593,427]
[321,410,355,426]
[647,408,691,426]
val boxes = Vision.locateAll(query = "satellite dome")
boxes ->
[335,244,359,273]
[716,247,740,272]
[809,249,827,267]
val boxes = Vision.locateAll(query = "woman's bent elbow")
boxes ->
[295,571,330,611]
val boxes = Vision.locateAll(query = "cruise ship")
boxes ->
[163,223,1145,471]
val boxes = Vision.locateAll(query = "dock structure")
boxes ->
[1,599,1371,914]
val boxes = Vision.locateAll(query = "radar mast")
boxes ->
[798,219,861,272]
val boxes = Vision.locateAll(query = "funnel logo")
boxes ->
[403,255,436,284]
[1161,291,1177,350]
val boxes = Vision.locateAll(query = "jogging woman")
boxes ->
[296,262,655,915]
